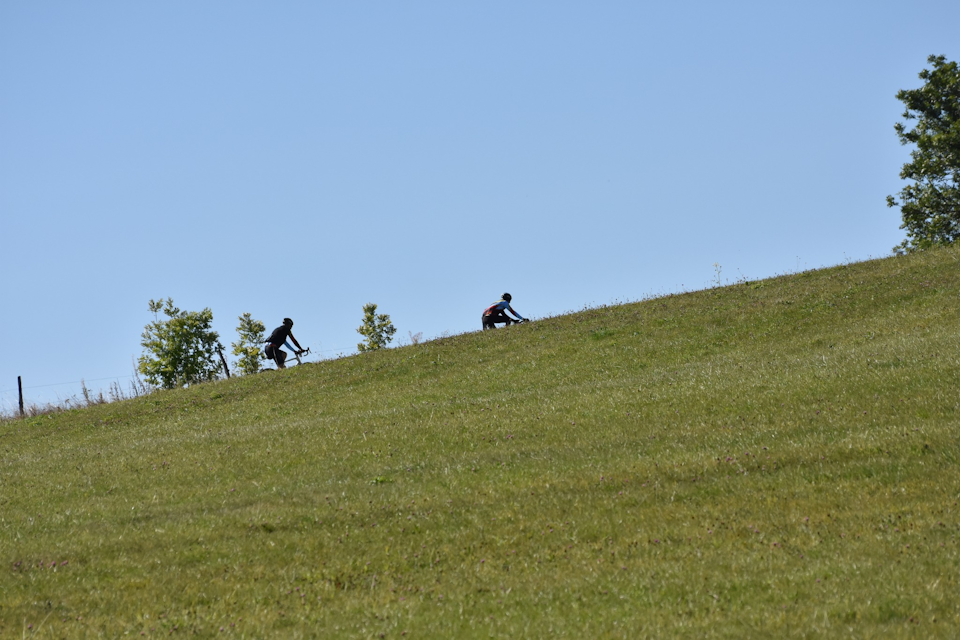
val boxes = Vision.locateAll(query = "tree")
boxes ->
[231,313,266,375]
[138,298,223,389]
[356,302,397,352]
[888,55,960,254]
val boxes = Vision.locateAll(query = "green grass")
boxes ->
[3,247,960,638]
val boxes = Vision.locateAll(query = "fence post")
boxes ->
[217,346,230,379]
[18,376,24,417]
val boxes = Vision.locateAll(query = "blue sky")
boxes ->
[2,1,958,411]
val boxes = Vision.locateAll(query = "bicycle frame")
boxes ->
[269,347,311,369]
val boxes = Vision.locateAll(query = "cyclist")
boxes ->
[482,293,525,330]
[264,318,304,369]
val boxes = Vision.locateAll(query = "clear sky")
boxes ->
[2,1,958,412]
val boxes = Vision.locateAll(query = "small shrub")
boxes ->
[356,303,397,352]
[232,313,267,375]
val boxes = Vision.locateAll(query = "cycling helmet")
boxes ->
[502,293,512,302]
[283,318,294,327]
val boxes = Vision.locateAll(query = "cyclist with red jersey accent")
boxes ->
[482,293,525,330]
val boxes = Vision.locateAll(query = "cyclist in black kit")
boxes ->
[264,318,304,369]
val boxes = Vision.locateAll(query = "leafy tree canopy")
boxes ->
[888,54,960,253]
[357,302,397,352]
[138,298,223,389]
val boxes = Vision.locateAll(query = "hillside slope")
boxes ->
[3,248,960,637]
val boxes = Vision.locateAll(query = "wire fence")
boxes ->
[0,342,366,419]
[1,324,466,417]
[0,343,359,395]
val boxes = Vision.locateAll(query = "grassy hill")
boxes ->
[3,247,960,638]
